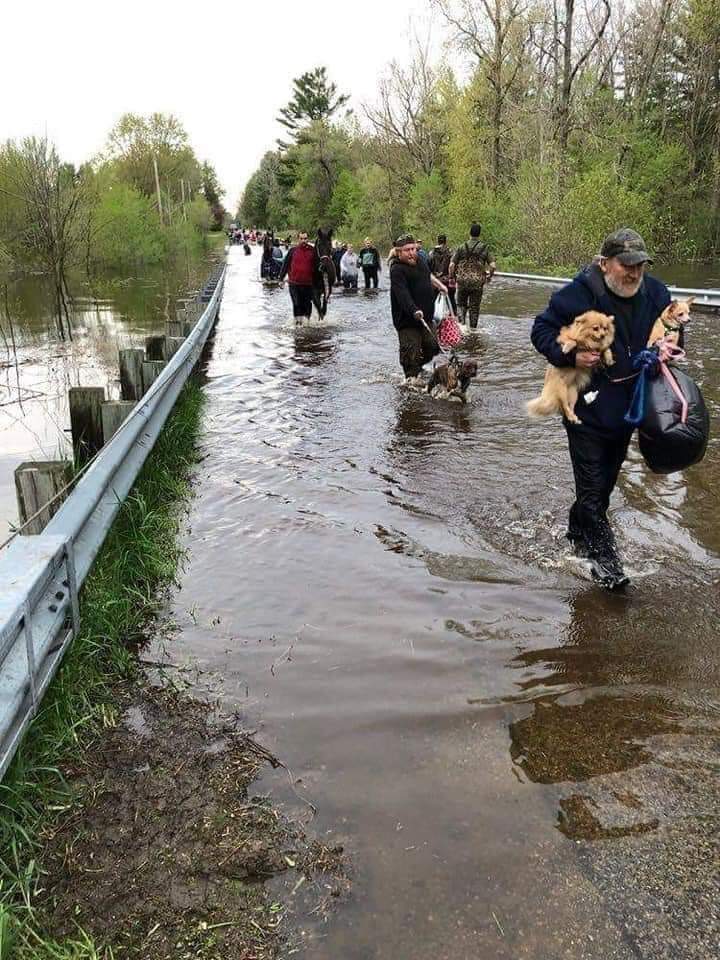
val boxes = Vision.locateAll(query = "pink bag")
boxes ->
[435,293,462,347]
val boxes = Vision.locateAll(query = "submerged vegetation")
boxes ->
[0,113,226,333]
[240,0,720,269]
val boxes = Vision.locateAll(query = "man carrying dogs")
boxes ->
[390,234,448,380]
[530,228,672,590]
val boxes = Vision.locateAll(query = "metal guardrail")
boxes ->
[0,266,225,779]
[495,271,720,310]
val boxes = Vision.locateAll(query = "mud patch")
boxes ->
[36,683,349,959]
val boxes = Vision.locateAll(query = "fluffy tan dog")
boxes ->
[647,298,693,347]
[527,310,615,424]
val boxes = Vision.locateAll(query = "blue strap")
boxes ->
[624,349,660,426]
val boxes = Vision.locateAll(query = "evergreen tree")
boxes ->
[277,67,350,146]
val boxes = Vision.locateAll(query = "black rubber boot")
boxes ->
[586,526,629,591]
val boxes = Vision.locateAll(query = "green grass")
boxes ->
[0,379,205,959]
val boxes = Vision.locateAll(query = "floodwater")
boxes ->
[0,255,219,533]
[4,247,719,957]
[155,248,719,959]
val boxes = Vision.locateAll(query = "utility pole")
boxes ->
[180,178,187,221]
[153,155,164,224]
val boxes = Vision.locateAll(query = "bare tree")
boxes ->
[6,138,87,338]
[363,43,446,186]
[556,0,612,154]
[434,0,529,189]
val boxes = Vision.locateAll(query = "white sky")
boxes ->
[1,0,440,210]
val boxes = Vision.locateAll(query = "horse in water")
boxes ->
[313,228,336,319]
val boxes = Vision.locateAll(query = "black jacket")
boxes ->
[429,245,452,278]
[531,264,672,433]
[358,246,380,269]
[390,258,435,331]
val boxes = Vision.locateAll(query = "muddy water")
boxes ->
[0,257,218,533]
[118,249,720,955]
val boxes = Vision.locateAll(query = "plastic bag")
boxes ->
[638,365,710,474]
[433,293,446,326]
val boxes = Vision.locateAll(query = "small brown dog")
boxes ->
[527,310,615,424]
[647,298,693,347]
[427,355,478,403]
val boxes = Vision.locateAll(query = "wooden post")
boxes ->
[119,348,145,401]
[69,387,105,462]
[101,400,135,443]
[165,337,185,359]
[145,335,167,361]
[166,319,183,338]
[141,360,164,393]
[15,460,72,535]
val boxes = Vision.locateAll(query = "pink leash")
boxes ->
[657,339,688,424]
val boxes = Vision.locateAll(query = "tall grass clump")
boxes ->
[0,380,205,959]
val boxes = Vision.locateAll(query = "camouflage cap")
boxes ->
[394,233,415,247]
[600,228,653,265]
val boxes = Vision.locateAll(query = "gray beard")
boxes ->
[604,274,643,298]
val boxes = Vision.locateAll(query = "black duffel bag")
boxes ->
[637,364,710,474]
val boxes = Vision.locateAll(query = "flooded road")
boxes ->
[164,248,714,957]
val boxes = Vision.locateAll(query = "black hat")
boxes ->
[394,233,415,247]
[600,228,653,265]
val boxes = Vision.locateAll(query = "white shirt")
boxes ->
[340,251,359,276]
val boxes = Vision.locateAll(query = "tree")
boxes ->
[434,0,529,189]
[103,113,203,218]
[363,44,447,186]
[201,161,225,230]
[3,137,88,336]
[277,67,350,145]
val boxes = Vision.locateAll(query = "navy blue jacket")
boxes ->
[530,264,671,433]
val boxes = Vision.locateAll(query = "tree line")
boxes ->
[239,0,720,270]
[0,113,225,336]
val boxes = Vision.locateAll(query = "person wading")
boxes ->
[390,233,448,380]
[340,243,359,289]
[279,230,320,322]
[531,228,673,590]
[450,223,496,329]
[429,234,456,313]
[358,237,381,289]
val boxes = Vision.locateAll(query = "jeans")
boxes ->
[362,266,379,289]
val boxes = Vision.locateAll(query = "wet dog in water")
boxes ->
[427,354,478,403]
[526,310,615,424]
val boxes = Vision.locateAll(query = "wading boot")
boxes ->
[586,528,629,591]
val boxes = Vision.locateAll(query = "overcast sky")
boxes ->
[1,0,442,210]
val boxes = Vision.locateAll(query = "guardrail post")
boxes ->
[101,400,135,442]
[166,319,183,338]
[119,348,145,401]
[141,360,165,393]
[14,460,73,535]
[69,387,105,463]
[165,337,185,360]
[145,335,167,361]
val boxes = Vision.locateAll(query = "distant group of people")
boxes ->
[331,239,381,290]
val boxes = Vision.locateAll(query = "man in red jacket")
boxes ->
[279,231,320,322]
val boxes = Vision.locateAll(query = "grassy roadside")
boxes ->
[0,379,206,959]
